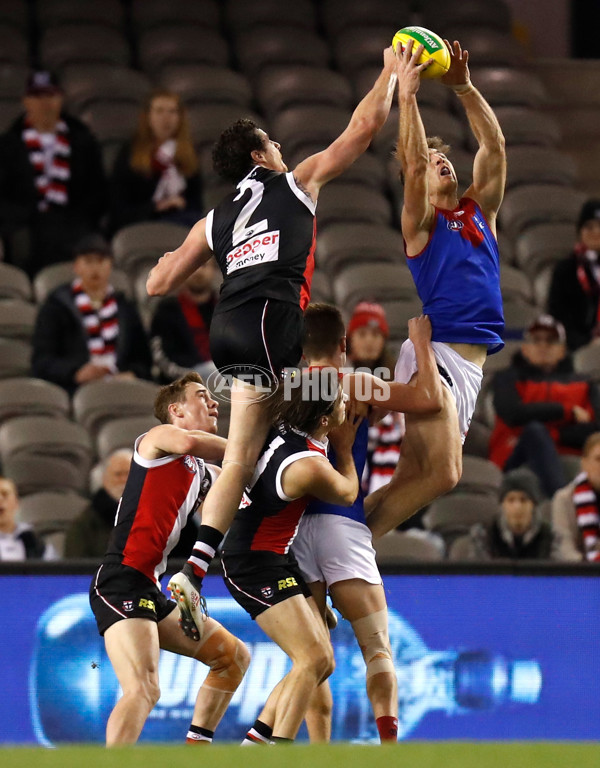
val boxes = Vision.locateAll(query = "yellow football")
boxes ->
[392,25,451,79]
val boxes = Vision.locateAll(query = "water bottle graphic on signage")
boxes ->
[30,593,542,744]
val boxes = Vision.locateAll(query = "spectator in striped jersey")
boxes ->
[551,432,600,562]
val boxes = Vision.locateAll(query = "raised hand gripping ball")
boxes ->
[392,26,451,79]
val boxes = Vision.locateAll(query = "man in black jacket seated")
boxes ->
[32,234,152,394]
[0,70,107,276]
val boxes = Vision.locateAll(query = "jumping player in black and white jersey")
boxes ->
[221,370,362,743]
[146,47,398,635]
[89,373,250,746]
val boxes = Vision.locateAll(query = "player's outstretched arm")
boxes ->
[146,217,213,296]
[442,40,506,223]
[293,47,397,197]
[349,316,444,414]
[396,41,436,253]
[138,424,227,461]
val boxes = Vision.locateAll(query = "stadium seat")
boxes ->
[316,223,404,276]
[423,492,498,547]
[0,263,31,301]
[0,0,28,32]
[137,26,229,76]
[355,67,450,110]
[236,26,330,75]
[111,221,189,277]
[310,270,334,304]
[61,65,152,115]
[463,420,492,458]
[332,26,391,76]
[0,416,93,475]
[514,223,575,278]
[271,105,352,160]
[499,184,586,240]
[4,455,87,497]
[37,0,125,31]
[226,0,317,32]
[18,491,90,535]
[131,0,220,31]
[187,103,264,152]
[373,530,444,565]
[39,24,131,71]
[492,107,562,147]
[573,343,600,383]
[33,262,131,305]
[0,338,31,378]
[0,62,28,99]
[423,0,512,34]
[96,416,160,460]
[505,146,578,190]
[255,67,353,118]
[0,299,37,341]
[502,298,542,339]
[333,262,415,312]
[470,66,547,108]
[159,65,252,108]
[321,0,412,38]
[378,299,424,341]
[455,456,503,497]
[0,99,23,132]
[0,377,70,426]
[72,379,160,436]
[372,107,466,159]
[80,102,139,144]
[500,265,534,305]
[441,30,527,68]
[317,183,393,229]
[286,148,387,193]
[447,534,472,561]
[531,264,554,308]
[0,25,28,65]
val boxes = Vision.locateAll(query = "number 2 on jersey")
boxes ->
[232,178,269,247]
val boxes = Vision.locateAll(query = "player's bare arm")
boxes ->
[442,40,506,229]
[396,41,436,254]
[282,404,362,505]
[146,217,213,296]
[348,316,443,414]
[138,424,227,462]
[293,47,397,199]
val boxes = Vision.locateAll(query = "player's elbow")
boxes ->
[338,484,359,507]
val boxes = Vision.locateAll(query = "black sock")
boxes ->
[187,525,224,581]
[242,718,273,745]
[186,724,214,743]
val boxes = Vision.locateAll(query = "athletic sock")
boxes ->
[270,736,294,744]
[241,719,273,745]
[187,525,224,584]
[186,724,214,744]
[376,715,398,742]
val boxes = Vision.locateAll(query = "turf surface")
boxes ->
[2,743,600,768]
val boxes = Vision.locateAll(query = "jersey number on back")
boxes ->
[232,178,269,246]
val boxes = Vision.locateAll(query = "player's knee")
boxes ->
[298,642,334,683]
[205,631,250,692]
[352,610,395,680]
[128,677,161,708]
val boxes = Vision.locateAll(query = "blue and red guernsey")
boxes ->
[406,197,505,353]
[105,435,212,585]
[223,424,328,555]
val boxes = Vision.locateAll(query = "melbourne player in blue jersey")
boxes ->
[366,39,507,538]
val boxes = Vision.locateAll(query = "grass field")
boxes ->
[2,743,600,768]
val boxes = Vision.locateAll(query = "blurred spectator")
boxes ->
[109,90,202,234]
[150,259,219,383]
[551,431,600,562]
[466,468,559,560]
[0,70,107,277]
[64,449,133,559]
[346,301,401,494]
[489,314,600,497]
[548,199,600,351]
[0,476,57,561]
[31,234,152,394]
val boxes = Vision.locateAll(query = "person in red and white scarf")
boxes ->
[32,234,152,394]
[552,432,600,562]
[0,70,107,276]
[548,199,600,351]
